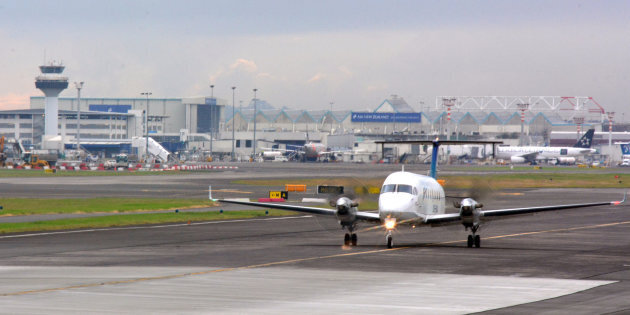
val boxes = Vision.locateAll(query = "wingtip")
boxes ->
[611,191,627,206]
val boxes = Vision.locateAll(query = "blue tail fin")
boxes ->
[573,129,594,148]
[430,139,440,179]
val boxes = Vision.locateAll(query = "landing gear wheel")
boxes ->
[467,235,473,248]
[351,233,358,246]
[386,235,393,248]
[344,233,350,246]
[474,235,481,248]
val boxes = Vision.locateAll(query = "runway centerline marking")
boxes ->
[3,219,630,297]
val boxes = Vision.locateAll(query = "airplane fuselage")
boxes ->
[496,146,595,160]
[378,171,445,223]
[303,142,327,158]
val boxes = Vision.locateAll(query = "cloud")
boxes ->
[0,93,29,110]
[230,58,258,73]
[307,73,326,84]
[338,66,353,77]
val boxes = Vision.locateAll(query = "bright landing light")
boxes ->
[384,218,397,230]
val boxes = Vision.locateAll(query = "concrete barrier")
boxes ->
[285,184,307,192]
[302,198,328,203]
[257,198,286,202]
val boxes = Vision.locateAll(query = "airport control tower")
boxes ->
[35,62,68,137]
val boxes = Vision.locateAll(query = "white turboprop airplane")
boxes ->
[496,129,596,164]
[216,138,625,248]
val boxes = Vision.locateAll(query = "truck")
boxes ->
[115,154,129,168]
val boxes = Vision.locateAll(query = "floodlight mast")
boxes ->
[141,92,152,162]
[252,88,258,159]
[517,103,529,146]
[231,86,236,161]
[74,81,84,155]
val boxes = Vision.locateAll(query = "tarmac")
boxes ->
[0,163,629,314]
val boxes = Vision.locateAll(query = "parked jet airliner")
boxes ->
[496,129,595,164]
[217,138,625,248]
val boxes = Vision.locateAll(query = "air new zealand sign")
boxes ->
[351,112,421,123]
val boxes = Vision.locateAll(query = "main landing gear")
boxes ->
[467,226,481,248]
[344,233,358,246]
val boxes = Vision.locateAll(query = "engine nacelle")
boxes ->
[556,157,576,165]
[510,156,526,164]
[458,198,483,229]
[335,197,358,225]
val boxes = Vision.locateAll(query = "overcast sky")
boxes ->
[1,0,629,119]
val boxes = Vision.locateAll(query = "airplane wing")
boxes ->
[424,194,626,225]
[481,198,625,217]
[423,213,461,225]
[217,199,381,222]
[518,151,540,162]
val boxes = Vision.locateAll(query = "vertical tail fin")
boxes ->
[430,139,440,179]
[574,129,594,148]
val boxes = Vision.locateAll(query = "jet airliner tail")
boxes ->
[573,129,595,148]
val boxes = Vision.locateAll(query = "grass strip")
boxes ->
[234,173,630,189]
[0,169,206,177]
[0,210,297,234]
[0,198,214,216]
[441,173,629,189]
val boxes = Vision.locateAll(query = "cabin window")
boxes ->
[381,184,396,193]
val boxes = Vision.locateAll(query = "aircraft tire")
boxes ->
[386,235,393,248]
[351,233,357,246]
[474,235,481,248]
[467,235,473,248]
[344,233,350,246]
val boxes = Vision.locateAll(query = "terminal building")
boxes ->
[0,63,616,162]
[0,94,609,160]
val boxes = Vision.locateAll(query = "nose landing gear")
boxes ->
[386,231,393,248]
[467,226,481,248]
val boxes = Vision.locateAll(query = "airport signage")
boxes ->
[89,104,132,113]
[269,191,289,199]
[621,144,630,155]
[317,185,344,195]
[351,112,421,123]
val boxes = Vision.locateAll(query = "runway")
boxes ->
[1,164,630,313]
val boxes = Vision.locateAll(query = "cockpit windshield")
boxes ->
[397,184,412,194]
[381,184,413,194]
[381,184,396,193]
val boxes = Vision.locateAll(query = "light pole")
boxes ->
[252,88,258,159]
[517,103,529,146]
[141,92,152,162]
[329,102,334,133]
[74,81,84,156]
[607,112,615,165]
[209,85,215,158]
[231,86,236,161]
[442,98,456,139]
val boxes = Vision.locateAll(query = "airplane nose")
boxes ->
[379,195,413,218]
